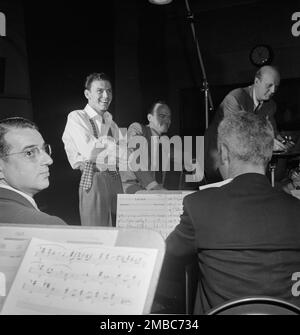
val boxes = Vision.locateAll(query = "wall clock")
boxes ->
[249,45,273,67]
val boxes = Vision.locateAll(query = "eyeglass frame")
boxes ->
[0,143,52,160]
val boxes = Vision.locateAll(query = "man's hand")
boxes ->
[274,134,295,152]
[290,168,300,189]
[273,138,288,152]
[150,184,166,191]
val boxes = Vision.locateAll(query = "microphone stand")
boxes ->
[184,0,213,129]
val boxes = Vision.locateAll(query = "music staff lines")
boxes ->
[22,279,133,306]
[33,244,149,267]
[28,262,141,288]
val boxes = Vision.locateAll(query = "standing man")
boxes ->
[0,117,65,225]
[62,73,123,226]
[120,100,172,193]
[204,65,287,181]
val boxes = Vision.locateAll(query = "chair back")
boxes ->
[207,296,300,315]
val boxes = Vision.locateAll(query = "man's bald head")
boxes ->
[254,66,280,101]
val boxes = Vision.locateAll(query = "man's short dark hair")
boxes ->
[148,100,169,116]
[0,117,37,158]
[84,73,111,91]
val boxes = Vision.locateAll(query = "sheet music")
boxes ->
[1,238,157,315]
[117,192,194,239]
[0,226,118,311]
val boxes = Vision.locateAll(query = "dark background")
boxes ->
[1,0,300,224]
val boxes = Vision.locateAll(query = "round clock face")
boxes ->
[250,45,273,66]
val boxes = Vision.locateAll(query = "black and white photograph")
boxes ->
[0,0,300,320]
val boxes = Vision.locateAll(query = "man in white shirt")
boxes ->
[62,73,123,226]
[0,117,65,225]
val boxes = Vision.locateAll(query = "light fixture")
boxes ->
[148,0,173,5]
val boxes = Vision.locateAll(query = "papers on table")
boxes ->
[117,192,194,239]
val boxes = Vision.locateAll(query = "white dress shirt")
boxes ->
[199,178,233,190]
[253,88,263,111]
[62,104,119,169]
[0,183,39,210]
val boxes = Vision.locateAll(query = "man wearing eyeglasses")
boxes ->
[0,117,66,225]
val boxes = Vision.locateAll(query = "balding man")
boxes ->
[204,65,286,181]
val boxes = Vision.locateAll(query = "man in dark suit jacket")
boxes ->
[120,100,172,193]
[166,112,300,314]
[204,65,287,182]
[0,117,65,225]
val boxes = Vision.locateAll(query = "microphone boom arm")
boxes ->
[184,0,214,129]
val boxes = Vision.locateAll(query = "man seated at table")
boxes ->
[166,111,300,314]
[121,100,172,193]
[0,117,66,225]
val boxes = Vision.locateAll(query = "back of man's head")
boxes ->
[218,111,274,171]
[0,117,37,158]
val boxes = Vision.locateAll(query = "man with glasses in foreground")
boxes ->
[0,117,66,225]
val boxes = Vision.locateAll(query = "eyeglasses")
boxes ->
[1,144,52,160]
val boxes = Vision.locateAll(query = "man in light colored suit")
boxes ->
[0,117,65,225]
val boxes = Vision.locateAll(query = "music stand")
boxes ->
[0,224,165,315]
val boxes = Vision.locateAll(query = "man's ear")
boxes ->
[219,143,230,166]
[147,113,153,123]
[0,159,5,180]
[84,89,90,100]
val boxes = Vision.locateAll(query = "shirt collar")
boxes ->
[0,183,39,210]
[85,104,100,119]
[148,125,161,136]
[84,104,113,124]
[252,86,263,109]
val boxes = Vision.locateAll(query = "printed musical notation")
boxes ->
[28,263,141,288]
[33,244,148,267]
[1,238,157,315]
[0,225,118,312]
[117,193,193,239]
[21,279,133,306]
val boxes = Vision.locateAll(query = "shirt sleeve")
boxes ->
[62,111,99,169]
[222,94,241,117]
